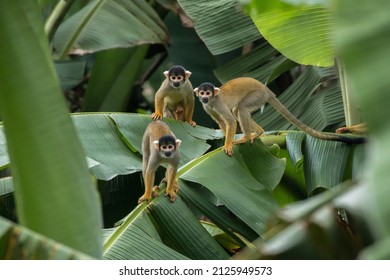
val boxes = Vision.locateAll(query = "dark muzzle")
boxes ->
[201,97,209,104]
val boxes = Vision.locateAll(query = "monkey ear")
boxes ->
[163,71,169,79]
[175,139,182,148]
[193,87,199,96]
[153,140,160,150]
[214,87,221,96]
[185,70,191,79]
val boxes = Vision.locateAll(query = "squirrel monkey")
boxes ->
[139,120,181,204]
[194,77,366,156]
[151,65,196,126]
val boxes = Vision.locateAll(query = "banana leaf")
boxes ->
[52,0,168,59]
[0,0,103,258]
[177,0,261,55]
[0,216,92,260]
[245,0,334,66]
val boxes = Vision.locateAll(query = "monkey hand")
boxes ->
[151,112,163,120]
[223,145,234,157]
[152,185,160,198]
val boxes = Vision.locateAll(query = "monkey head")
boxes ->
[194,82,220,104]
[164,65,192,89]
[153,135,181,158]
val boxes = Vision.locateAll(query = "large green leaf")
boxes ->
[245,0,334,66]
[148,194,229,259]
[303,136,351,194]
[72,114,143,180]
[0,114,221,180]
[0,0,102,258]
[0,217,92,259]
[335,0,390,243]
[236,184,365,259]
[83,46,149,112]
[54,59,86,90]
[110,114,217,165]
[177,0,261,55]
[179,180,259,243]
[213,42,283,84]
[180,143,281,236]
[52,0,168,59]
[104,206,188,260]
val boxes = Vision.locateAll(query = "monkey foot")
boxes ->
[188,120,196,127]
[152,186,160,198]
[250,132,261,143]
[138,194,151,204]
[151,112,163,120]
[165,189,177,203]
[223,145,234,157]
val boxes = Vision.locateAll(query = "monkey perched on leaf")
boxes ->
[151,65,196,126]
[139,120,181,204]
[194,77,366,156]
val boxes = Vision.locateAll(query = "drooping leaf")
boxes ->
[180,146,279,236]
[303,136,351,194]
[52,0,168,58]
[285,131,305,170]
[83,46,149,112]
[246,0,335,66]
[72,114,143,180]
[180,180,259,243]
[239,141,286,191]
[54,59,86,90]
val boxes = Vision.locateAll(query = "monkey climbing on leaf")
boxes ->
[151,65,196,126]
[138,120,181,204]
[194,77,366,156]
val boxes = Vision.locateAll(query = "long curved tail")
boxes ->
[266,91,367,144]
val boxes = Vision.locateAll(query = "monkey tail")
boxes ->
[266,94,367,144]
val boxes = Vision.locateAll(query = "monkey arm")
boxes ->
[138,168,156,203]
[151,92,164,120]
[151,81,169,120]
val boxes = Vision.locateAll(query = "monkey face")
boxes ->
[164,65,191,89]
[154,135,181,158]
[198,90,213,104]
[194,83,220,104]
[170,74,184,88]
[159,143,176,158]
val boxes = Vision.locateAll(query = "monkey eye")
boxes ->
[161,144,174,150]
[199,91,211,96]
[171,76,183,81]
